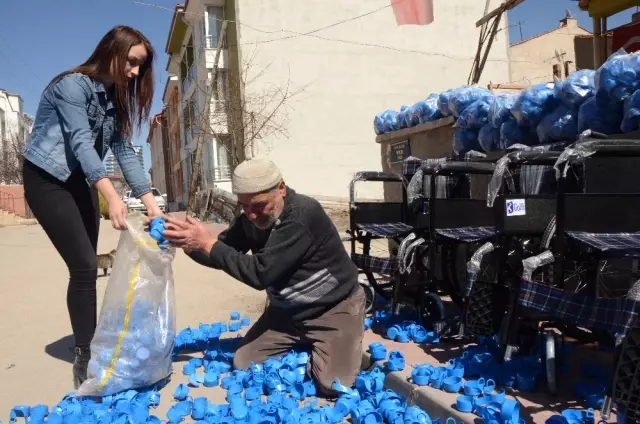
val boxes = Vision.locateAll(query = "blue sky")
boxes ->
[0,0,637,174]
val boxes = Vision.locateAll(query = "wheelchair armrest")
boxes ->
[352,171,403,183]
[435,161,496,176]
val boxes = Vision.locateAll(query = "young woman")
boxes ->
[22,26,163,388]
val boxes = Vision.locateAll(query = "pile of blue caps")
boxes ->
[395,337,607,424]
[6,311,449,424]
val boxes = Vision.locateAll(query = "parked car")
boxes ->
[123,188,167,213]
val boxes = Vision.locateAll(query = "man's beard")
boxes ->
[252,215,277,230]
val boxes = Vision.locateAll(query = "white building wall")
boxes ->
[0,90,24,142]
[233,0,511,201]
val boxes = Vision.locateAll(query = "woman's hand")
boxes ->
[95,178,128,230]
[139,191,164,225]
[108,199,128,230]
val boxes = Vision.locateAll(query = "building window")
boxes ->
[564,61,575,77]
[210,69,230,112]
[206,6,226,49]
[552,64,562,79]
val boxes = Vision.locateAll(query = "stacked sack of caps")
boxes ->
[86,299,176,394]
[373,49,640,155]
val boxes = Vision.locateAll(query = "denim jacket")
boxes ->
[23,73,151,198]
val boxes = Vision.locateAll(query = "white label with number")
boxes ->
[506,199,526,217]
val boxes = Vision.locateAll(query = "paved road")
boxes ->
[0,219,266,420]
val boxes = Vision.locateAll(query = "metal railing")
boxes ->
[0,190,34,219]
[204,35,226,49]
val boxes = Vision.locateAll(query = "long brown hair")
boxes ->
[49,26,155,139]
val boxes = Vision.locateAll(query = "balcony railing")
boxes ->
[204,34,227,49]
[203,166,232,186]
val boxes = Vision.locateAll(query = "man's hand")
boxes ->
[163,215,217,254]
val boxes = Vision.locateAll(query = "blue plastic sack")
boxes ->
[594,48,640,107]
[621,89,640,132]
[455,97,493,130]
[453,128,481,156]
[489,94,517,128]
[418,94,443,124]
[404,95,442,128]
[449,86,493,118]
[578,96,623,135]
[511,83,558,128]
[404,104,420,128]
[437,89,455,116]
[555,69,595,109]
[536,105,579,143]
[500,119,538,149]
[478,124,501,152]
[374,110,396,135]
[396,105,409,130]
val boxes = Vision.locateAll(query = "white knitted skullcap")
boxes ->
[232,158,283,194]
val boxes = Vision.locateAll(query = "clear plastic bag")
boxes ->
[77,214,177,396]
[455,97,493,130]
[437,89,455,117]
[594,48,640,107]
[449,86,493,118]
[511,83,558,128]
[453,127,481,156]
[555,69,595,109]
[404,95,442,128]
[478,123,501,152]
[489,94,517,128]
[621,89,640,133]
[536,105,579,143]
[577,96,623,135]
[374,110,396,135]
[418,94,443,124]
[500,119,538,149]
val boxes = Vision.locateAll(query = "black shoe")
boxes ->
[72,346,91,390]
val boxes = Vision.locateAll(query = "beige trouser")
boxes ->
[233,286,366,397]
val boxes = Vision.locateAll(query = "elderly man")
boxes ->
[163,158,365,395]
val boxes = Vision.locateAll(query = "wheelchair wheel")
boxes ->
[545,329,557,395]
[359,276,376,314]
[360,269,394,300]
[419,291,446,327]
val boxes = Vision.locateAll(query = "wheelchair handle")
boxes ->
[435,161,496,176]
[505,151,562,167]
[351,171,403,183]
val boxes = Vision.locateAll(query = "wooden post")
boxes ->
[593,17,602,68]
[186,20,228,216]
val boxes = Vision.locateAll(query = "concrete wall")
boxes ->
[509,18,592,85]
[0,185,32,218]
[234,0,510,201]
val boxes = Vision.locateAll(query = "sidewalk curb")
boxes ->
[361,352,476,424]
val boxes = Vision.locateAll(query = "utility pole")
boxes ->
[186,20,228,216]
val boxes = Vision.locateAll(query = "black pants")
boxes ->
[23,159,100,348]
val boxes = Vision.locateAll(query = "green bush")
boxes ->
[98,192,110,220]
